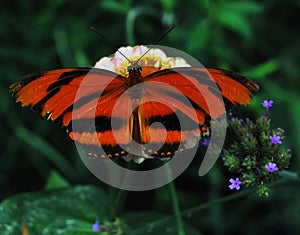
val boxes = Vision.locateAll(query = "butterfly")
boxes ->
[10,45,259,163]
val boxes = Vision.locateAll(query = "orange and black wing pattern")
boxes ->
[136,67,259,157]
[10,66,258,160]
[10,68,133,158]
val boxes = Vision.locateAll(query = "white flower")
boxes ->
[94,45,190,77]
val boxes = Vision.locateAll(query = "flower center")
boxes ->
[115,54,173,78]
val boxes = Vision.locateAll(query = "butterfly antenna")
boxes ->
[136,24,177,63]
[90,26,131,63]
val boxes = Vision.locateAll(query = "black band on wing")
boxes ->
[69,116,124,133]
[47,69,90,92]
[222,70,259,93]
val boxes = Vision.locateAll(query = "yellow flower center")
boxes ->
[115,54,173,78]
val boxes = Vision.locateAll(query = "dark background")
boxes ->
[1,0,300,234]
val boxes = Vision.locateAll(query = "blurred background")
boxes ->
[1,0,300,234]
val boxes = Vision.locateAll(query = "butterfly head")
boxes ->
[127,61,142,74]
[126,61,143,87]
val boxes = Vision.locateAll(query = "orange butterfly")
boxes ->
[10,45,258,163]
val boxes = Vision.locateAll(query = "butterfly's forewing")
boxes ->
[137,67,259,157]
[144,68,259,119]
[204,68,259,106]
[10,68,131,157]
[11,68,121,122]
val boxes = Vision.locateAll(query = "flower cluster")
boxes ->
[92,218,126,235]
[222,100,292,196]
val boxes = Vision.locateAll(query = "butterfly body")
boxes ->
[11,60,258,162]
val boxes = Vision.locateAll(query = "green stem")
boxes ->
[169,181,185,235]
[112,188,128,217]
[134,187,252,234]
[181,171,300,218]
[182,188,252,218]
[108,163,133,218]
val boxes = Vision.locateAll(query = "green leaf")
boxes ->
[243,59,279,80]
[123,211,203,235]
[44,170,70,190]
[218,1,262,37]
[160,0,175,11]
[100,0,130,14]
[223,1,262,15]
[219,13,250,37]
[186,21,210,53]
[0,186,108,235]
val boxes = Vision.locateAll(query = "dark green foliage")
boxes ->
[0,184,201,235]
[0,185,108,234]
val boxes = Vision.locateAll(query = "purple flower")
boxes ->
[265,162,279,173]
[262,100,274,118]
[245,133,250,139]
[245,117,250,123]
[229,178,242,190]
[262,100,274,108]
[201,137,210,146]
[270,134,282,145]
[93,220,105,232]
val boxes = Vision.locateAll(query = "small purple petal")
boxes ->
[270,134,282,145]
[229,178,242,190]
[269,100,274,107]
[93,221,100,231]
[265,162,279,173]
[262,100,274,108]
[201,137,210,146]
[92,220,105,232]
